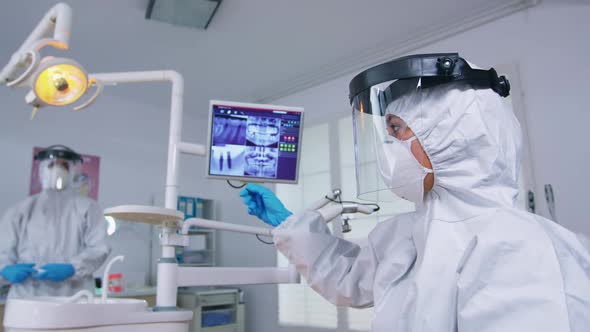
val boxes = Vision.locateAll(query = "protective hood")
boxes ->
[395,81,522,221]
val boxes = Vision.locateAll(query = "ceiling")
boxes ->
[0,0,536,116]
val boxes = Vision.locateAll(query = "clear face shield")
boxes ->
[352,78,432,203]
[348,53,511,202]
[35,145,83,191]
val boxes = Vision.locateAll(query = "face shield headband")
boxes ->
[349,53,511,115]
[35,145,83,163]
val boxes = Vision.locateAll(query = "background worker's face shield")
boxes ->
[39,158,81,191]
[35,145,83,191]
[352,78,429,202]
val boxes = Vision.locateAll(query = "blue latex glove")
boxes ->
[1,264,36,284]
[34,263,75,282]
[239,184,292,226]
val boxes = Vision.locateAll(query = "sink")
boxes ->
[4,296,192,332]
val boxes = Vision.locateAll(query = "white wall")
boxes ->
[275,2,590,237]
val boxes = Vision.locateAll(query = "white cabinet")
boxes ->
[178,289,245,332]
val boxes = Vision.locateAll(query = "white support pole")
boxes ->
[166,71,184,210]
[178,142,207,157]
[177,142,207,156]
[156,259,178,309]
[177,267,300,287]
[182,218,273,236]
[91,71,184,211]
[155,228,181,309]
[92,70,184,309]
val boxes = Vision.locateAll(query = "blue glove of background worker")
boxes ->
[240,183,292,227]
[1,263,36,284]
[34,263,75,282]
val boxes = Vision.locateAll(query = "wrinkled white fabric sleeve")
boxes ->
[70,201,111,278]
[0,207,19,278]
[457,236,571,332]
[273,210,377,308]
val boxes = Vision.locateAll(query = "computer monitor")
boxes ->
[207,100,304,184]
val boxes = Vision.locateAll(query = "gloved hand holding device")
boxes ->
[239,183,292,227]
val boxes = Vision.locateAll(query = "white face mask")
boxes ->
[41,165,71,191]
[375,136,433,205]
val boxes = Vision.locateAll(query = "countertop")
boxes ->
[0,286,158,305]
[105,286,157,298]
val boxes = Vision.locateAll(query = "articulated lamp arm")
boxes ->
[0,3,72,84]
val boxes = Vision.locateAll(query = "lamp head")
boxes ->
[31,57,88,107]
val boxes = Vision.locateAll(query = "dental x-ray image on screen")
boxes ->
[212,114,247,146]
[210,145,246,176]
[244,146,278,178]
[246,117,280,148]
[207,100,303,184]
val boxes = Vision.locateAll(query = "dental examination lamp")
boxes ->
[0,3,102,119]
[1,3,379,317]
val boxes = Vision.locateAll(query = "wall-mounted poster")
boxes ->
[29,147,101,200]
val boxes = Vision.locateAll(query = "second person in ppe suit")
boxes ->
[0,145,110,298]
[240,54,590,331]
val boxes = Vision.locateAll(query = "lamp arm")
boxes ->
[0,3,72,84]
[90,71,204,211]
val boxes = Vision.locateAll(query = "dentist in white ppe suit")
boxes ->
[240,54,590,331]
[0,145,110,298]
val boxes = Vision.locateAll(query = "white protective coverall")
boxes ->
[273,83,590,331]
[0,189,110,298]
